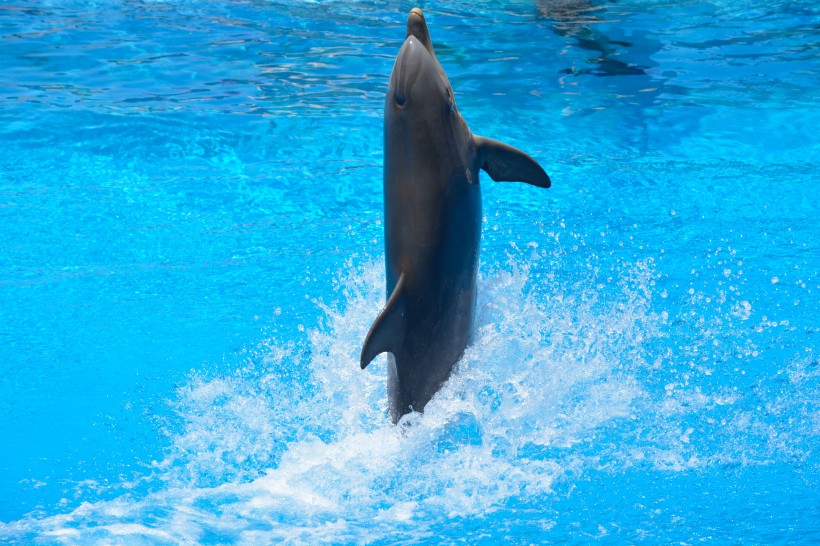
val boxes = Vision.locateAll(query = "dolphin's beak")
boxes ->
[406,7,434,55]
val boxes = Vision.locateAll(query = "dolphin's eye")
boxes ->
[447,89,455,115]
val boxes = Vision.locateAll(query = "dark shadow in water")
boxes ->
[534,0,701,155]
[536,0,650,77]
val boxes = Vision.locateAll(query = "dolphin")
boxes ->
[361,8,551,423]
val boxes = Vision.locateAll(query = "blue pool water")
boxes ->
[1,0,818,542]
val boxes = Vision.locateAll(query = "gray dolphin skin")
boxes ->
[361,8,551,424]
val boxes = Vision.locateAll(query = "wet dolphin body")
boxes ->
[361,8,551,423]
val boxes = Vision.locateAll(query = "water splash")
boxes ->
[2,253,816,543]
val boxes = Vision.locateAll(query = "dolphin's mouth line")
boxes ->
[394,38,420,109]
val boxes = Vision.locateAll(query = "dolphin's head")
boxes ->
[387,8,461,129]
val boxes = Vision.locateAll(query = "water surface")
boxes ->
[1,0,818,542]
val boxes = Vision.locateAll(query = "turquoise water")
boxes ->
[1,0,818,542]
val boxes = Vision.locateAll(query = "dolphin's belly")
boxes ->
[382,166,482,413]
[384,171,480,289]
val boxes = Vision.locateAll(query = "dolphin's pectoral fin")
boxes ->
[474,135,551,189]
[360,273,407,369]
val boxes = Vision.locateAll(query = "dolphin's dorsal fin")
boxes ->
[360,273,407,369]
[474,135,551,188]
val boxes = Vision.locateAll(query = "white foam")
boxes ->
[2,254,816,544]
